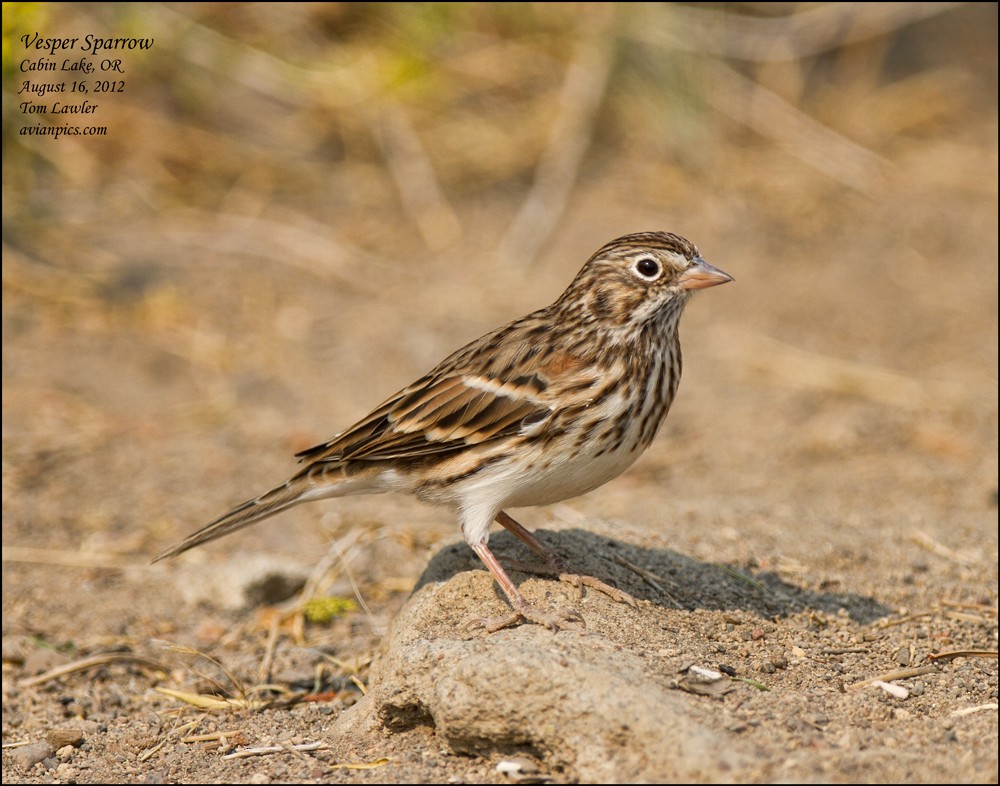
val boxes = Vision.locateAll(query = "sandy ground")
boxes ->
[2,9,997,779]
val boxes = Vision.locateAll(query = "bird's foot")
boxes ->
[504,559,639,608]
[465,597,585,634]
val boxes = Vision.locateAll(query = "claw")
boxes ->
[465,600,585,634]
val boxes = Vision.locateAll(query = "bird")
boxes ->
[154,232,732,632]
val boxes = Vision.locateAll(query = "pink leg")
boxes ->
[495,511,638,607]
[467,541,584,633]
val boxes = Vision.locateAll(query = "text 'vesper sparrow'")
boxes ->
[154,232,732,631]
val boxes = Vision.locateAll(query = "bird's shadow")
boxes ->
[415,527,890,624]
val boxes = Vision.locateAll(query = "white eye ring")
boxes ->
[632,257,662,280]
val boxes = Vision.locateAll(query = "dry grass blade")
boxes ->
[2,546,137,570]
[153,687,275,712]
[716,564,771,596]
[181,731,247,743]
[138,717,205,763]
[285,527,371,641]
[611,555,684,609]
[927,650,998,662]
[154,641,248,701]
[20,653,169,688]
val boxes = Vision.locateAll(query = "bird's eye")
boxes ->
[633,257,661,280]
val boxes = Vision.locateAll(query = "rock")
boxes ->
[336,536,748,782]
[9,742,54,771]
[46,729,85,749]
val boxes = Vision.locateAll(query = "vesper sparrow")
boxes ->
[155,232,732,631]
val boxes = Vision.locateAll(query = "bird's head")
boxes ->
[557,232,733,330]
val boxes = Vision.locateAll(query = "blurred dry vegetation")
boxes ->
[2,0,997,555]
[2,0,997,583]
[4,2,996,254]
[1,4,997,781]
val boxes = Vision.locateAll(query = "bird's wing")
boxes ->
[294,371,553,464]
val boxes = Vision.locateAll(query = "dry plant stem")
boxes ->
[698,59,887,193]
[927,650,998,662]
[1,545,135,570]
[497,15,616,267]
[376,104,462,251]
[611,554,685,609]
[257,613,281,685]
[849,664,939,689]
[496,511,639,607]
[19,653,169,688]
[224,741,328,760]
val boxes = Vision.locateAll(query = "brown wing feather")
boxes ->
[294,374,552,465]
[292,311,605,468]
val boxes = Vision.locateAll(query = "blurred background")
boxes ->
[2,2,997,635]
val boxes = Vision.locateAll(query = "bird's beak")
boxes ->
[677,258,733,291]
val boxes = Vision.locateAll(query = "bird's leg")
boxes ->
[466,541,584,633]
[495,510,638,607]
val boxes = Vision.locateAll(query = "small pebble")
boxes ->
[9,742,54,771]
[873,680,909,699]
[46,729,84,749]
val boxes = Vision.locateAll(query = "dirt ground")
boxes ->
[2,4,997,784]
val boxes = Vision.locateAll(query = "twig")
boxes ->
[224,741,328,759]
[849,664,938,689]
[20,653,169,688]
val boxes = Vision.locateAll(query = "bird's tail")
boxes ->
[152,476,316,563]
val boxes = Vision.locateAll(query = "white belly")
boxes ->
[502,444,642,507]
